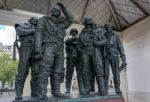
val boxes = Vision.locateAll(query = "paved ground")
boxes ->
[0,98,13,102]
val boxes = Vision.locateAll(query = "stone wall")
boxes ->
[120,16,150,101]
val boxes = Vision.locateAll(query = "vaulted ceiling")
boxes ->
[0,0,149,31]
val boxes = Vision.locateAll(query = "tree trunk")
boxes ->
[1,81,5,95]
[2,82,5,88]
[10,81,13,87]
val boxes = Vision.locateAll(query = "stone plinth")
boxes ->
[12,93,125,102]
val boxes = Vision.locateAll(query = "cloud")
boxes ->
[0,25,6,31]
[0,25,15,45]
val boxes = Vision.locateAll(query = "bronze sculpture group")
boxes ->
[13,3,127,100]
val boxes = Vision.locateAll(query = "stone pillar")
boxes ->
[120,71,128,102]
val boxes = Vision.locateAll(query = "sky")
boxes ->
[0,23,83,46]
[0,24,16,45]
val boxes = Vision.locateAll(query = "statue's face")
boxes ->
[51,7,61,17]
[83,17,94,26]
[105,26,112,33]
[104,24,112,33]
[71,32,77,37]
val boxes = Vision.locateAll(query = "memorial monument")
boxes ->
[13,2,126,102]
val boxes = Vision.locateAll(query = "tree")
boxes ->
[0,50,18,88]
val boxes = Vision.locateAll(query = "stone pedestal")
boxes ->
[12,93,125,102]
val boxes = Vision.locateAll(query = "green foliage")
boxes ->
[0,51,18,84]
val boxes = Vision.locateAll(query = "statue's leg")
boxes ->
[90,70,95,92]
[51,73,63,97]
[110,56,121,94]
[15,48,31,100]
[103,58,110,95]
[30,60,40,97]
[51,49,64,97]
[92,55,105,95]
[65,58,75,93]
[38,45,55,100]
[50,75,53,94]
[82,54,91,95]
[38,55,54,100]
[76,61,84,95]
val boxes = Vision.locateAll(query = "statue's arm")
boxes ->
[94,33,108,46]
[34,18,44,55]
[78,33,88,47]
[76,36,82,52]
[65,37,77,45]
[94,38,107,46]
[58,3,74,28]
[116,35,127,66]
[117,35,125,57]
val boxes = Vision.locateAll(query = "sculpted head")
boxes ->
[51,6,61,17]
[83,16,94,26]
[70,28,78,37]
[104,23,112,33]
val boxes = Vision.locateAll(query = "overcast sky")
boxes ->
[0,25,16,45]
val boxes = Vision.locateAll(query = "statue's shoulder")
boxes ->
[79,30,85,38]
[94,27,106,37]
[36,16,48,26]
[14,23,31,29]
[81,27,87,34]
[66,37,72,41]
[38,16,49,22]
[95,27,106,33]
[65,37,73,45]
[43,16,49,19]
[14,23,24,28]
[112,31,118,37]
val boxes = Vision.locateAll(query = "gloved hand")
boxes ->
[120,56,127,71]
[93,41,99,46]
[34,48,42,60]
[120,62,127,72]
[57,2,65,10]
